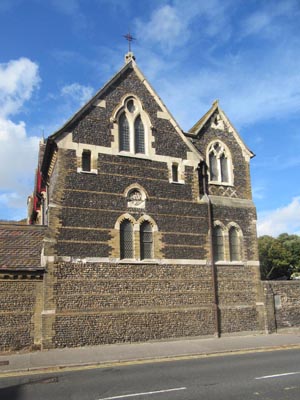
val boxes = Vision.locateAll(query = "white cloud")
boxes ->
[131,1,300,130]
[257,197,300,237]
[241,0,300,38]
[0,58,40,117]
[136,5,187,52]
[135,0,232,52]
[61,82,94,106]
[0,58,40,219]
[154,37,300,130]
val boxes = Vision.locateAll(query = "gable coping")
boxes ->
[188,100,255,161]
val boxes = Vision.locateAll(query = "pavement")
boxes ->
[1,331,300,376]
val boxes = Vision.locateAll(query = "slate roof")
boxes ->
[0,222,46,271]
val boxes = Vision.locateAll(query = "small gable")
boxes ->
[188,101,254,200]
[188,100,254,162]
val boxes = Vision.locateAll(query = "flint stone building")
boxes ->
[1,52,298,352]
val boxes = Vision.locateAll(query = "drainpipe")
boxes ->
[198,161,220,337]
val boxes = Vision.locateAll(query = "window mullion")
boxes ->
[129,117,134,154]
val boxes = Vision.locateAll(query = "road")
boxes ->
[0,348,300,399]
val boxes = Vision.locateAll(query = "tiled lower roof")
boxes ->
[0,222,46,270]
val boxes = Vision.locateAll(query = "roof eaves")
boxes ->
[49,61,134,142]
[188,101,219,135]
[218,107,255,159]
[132,63,202,161]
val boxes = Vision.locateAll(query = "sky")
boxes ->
[0,0,299,237]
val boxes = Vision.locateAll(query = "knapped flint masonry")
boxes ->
[1,52,299,351]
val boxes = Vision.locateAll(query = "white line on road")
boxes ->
[97,386,187,400]
[255,371,300,380]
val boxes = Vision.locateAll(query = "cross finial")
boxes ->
[123,31,136,52]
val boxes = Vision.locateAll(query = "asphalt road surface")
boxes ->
[0,348,300,400]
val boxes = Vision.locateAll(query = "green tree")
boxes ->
[258,235,293,280]
[277,233,300,273]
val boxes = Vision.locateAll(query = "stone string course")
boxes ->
[3,63,296,351]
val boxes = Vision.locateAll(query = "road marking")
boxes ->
[97,387,186,400]
[255,371,300,380]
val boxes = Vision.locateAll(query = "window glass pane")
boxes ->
[140,221,153,259]
[213,226,224,261]
[229,227,240,261]
[119,113,130,151]
[82,150,91,171]
[134,116,145,154]
[209,153,218,181]
[172,164,178,182]
[120,220,133,259]
[220,154,229,182]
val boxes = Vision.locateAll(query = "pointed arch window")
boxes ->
[213,226,224,261]
[120,219,133,259]
[119,113,130,152]
[116,97,150,155]
[208,142,232,184]
[229,227,240,261]
[140,221,153,260]
[209,152,218,181]
[134,115,145,154]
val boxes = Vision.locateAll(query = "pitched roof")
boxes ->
[0,223,46,271]
[188,100,255,159]
[189,100,219,135]
[45,55,201,162]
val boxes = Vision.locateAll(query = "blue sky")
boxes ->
[0,0,299,236]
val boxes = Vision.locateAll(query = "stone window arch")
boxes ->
[207,141,233,185]
[115,213,158,261]
[111,95,153,157]
[124,184,148,209]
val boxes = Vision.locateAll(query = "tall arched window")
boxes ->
[120,220,133,259]
[119,113,130,152]
[229,227,240,261]
[116,97,151,155]
[213,226,224,261]
[134,115,145,154]
[140,221,153,260]
[208,142,231,184]
[220,153,229,182]
[209,152,218,181]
